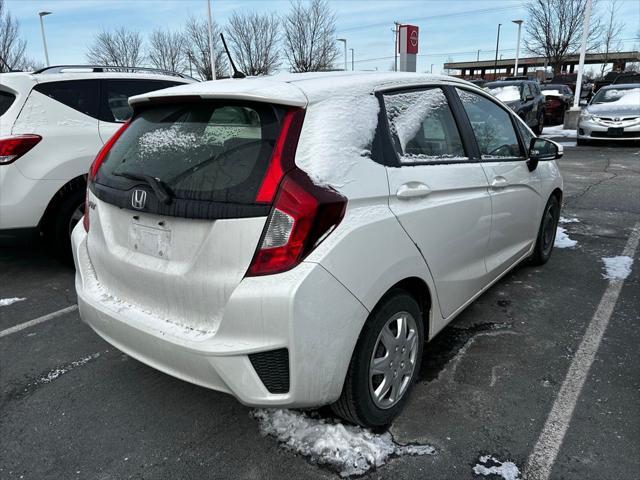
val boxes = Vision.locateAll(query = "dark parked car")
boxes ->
[550,74,592,100]
[484,80,546,134]
[541,84,574,124]
[593,71,640,94]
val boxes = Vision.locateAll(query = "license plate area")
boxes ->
[129,223,171,259]
[608,127,624,137]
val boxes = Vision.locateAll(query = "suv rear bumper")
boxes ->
[72,225,369,408]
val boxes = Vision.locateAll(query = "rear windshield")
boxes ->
[0,90,15,116]
[96,101,283,205]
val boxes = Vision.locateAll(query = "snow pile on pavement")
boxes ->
[473,455,521,480]
[253,409,435,477]
[601,256,633,280]
[0,297,26,307]
[555,227,578,248]
[36,353,101,385]
[542,125,577,138]
[559,216,580,224]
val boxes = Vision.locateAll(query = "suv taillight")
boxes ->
[83,121,130,232]
[0,135,42,165]
[246,169,346,277]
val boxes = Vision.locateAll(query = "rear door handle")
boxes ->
[491,177,509,189]
[396,182,432,199]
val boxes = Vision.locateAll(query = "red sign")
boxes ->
[398,25,419,55]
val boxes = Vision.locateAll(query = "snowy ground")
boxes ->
[542,125,577,139]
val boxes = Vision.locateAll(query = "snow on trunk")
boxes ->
[253,409,435,477]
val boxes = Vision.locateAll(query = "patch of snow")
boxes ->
[542,125,577,138]
[559,216,580,224]
[253,409,435,477]
[486,85,521,102]
[473,455,521,480]
[295,94,379,188]
[0,297,26,307]
[556,141,576,147]
[601,256,633,280]
[554,227,578,248]
[36,353,101,385]
[137,126,199,157]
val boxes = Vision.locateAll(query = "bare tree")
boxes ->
[183,16,226,80]
[0,0,27,72]
[86,27,145,69]
[148,29,186,73]
[599,0,624,77]
[226,11,280,76]
[282,0,339,72]
[524,0,602,75]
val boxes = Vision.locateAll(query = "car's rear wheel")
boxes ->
[332,290,424,428]
[530,194,560,266]
[533,110,545,135]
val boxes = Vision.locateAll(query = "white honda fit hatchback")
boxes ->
[73,72,563,427]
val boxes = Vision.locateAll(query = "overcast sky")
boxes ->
[6,0,640,74]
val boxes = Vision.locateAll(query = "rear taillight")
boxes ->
[83,121,130,232]
[0,135,42,165]
[247,169,346,276]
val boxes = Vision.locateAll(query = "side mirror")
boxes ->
[527,138,563,171]
[579,99,588,106]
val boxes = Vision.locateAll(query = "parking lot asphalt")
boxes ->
[1,140,639,480]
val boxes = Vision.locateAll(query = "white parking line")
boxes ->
[0,305,78,339]
[525,223,640,480]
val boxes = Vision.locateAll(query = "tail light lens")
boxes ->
[247,169,346,276]
[0,135,42,165]
[83,121,130,232]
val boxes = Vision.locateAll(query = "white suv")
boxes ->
[0,66,192,255]
[72,72,563,427]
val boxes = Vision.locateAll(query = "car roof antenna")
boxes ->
[219,33,246,79]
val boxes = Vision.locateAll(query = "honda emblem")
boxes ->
[131,189,147,210]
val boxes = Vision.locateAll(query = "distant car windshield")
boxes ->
[591,87,640,105]
[486,85,521,102]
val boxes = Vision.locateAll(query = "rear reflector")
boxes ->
[84,121,130,232]
[247,169,346,276]
[0,135,42,165]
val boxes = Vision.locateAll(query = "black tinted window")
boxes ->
[457,88,523,159]
[101,79,182,123]
[34,80,100,118]
[383,88,467,163]
[96,102,282,205]
[0,91,15,116]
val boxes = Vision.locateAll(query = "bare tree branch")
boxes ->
[226,11,280,76]
[148,28,187,74]
[0,0,27,72]
[182,16,226,80]
[86,27,145,69]
[282,0,339,72]
[599,0,624,77]
[524,0,603,75]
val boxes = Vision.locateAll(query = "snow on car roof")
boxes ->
[129,71,471,108]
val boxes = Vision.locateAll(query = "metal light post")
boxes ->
[349,48,354,71]
[494,23,501,79]
[206,0,216,80]
[430,64,434,74]
[573,0,592,108]
[38,11,52,67]
[512,20,523,76]
[337,38,347,71]
[477,49,480,61]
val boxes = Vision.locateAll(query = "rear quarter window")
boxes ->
[96,101,283,205]
[0,90,15,116]
[33,79,100,119]
[100,79,184,123]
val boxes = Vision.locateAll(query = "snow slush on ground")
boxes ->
[601,256,633,280]
[0,297,26,307]
[554,227,578,248]
[473,455,521,480]
[542,125,577,138]
[559,216,580,224]
[253,409,435,477]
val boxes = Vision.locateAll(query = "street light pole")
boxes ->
[206,0,216,80]
[573,0,592,108]
[349,48,354,71]
[337,38,347,71]
[430,64,434,74]
[512,20,523,76]
[494,23,501,79]
[394,21,400,72]
[477,49,480,61]
[38,11,52,67]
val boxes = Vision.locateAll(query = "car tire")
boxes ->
[51,188,85,263]
[577,138,589,146]
[331,289,425,428]
[533,110,544,135]
[530,194,561,266]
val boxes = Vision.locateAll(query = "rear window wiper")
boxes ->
[112,171,174,205]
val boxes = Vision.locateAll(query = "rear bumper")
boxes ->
[72,225,369,408]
